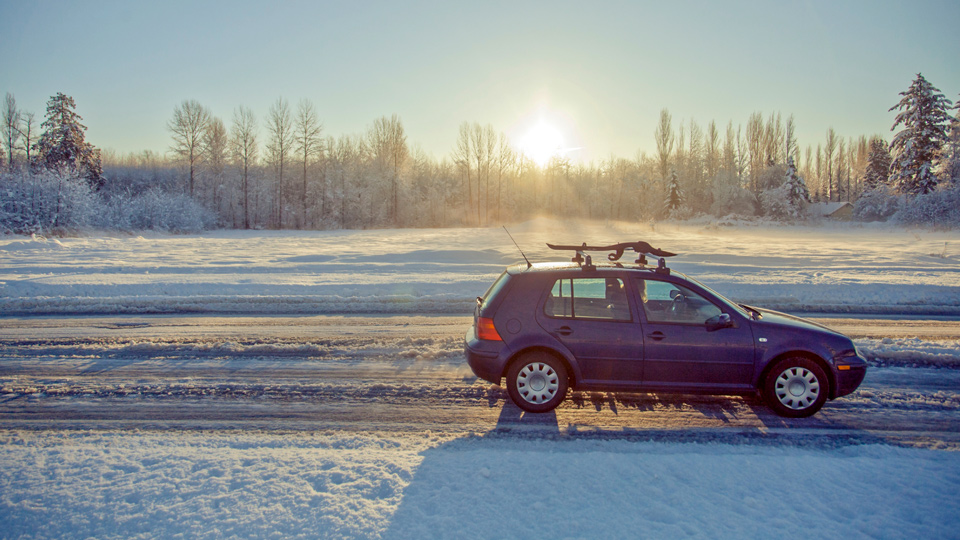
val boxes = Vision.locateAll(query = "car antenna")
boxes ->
[503,226,532,268]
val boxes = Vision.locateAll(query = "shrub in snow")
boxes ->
[0,171,97,234]
[756,164,787,191]
[759,184,796,221]
[710,180,756,218]
[98,188,216,233]
[892,184,960,228]
[853,186,901,222]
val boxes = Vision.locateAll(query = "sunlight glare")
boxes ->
[518,120,564,167]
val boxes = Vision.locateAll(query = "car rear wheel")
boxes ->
[763,357,829,418]
[506,352,568,413]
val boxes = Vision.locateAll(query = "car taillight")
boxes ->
[476,317,503,341]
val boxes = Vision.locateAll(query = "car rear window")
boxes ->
[544,277,631,321]
[479,271,510,307]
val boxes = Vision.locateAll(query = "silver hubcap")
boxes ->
[516,362,560,404]
[775,367,820,410]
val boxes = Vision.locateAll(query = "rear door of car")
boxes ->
[636,278,755,391]
[536,274,645,384]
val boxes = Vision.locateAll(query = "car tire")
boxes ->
[763,357,829,418]
[506,352,568,414]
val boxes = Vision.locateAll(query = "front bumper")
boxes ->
[835,355,868,398]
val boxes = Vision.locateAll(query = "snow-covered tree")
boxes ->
[862,136,891,190]
[757,158,808,221]
[940,95,960,183]
[783,157,810,210]
[34,93,103,189]
[664,168,684,217]
[888,74,953,195]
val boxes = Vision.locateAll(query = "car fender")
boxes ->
[755,338,839,396]
[499,332,584,386]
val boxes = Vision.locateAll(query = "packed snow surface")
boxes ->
[2,218,959,315]
[2,430,959,540]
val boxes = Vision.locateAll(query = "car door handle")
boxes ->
[647,331,665,341]
[557,326,573,336]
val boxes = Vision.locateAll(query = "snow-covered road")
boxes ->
[2,314,958,448]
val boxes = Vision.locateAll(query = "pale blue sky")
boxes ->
[2,0,958,163]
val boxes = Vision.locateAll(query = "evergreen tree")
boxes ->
[783,156,810,209]
[888,74,953,195]
[34,93,103,188]
[862,137,892,190]
[941,95,960,183]
[664,168,684,216]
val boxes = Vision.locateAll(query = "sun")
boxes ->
[518,120,564,167]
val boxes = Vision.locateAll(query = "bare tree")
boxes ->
[824,128,838,201]
[493,132,513,223]
[654,108,674,182]
[294,99,323,228]
[745,112,766,193]
[763,112,784,165]
[784,115,797,164]
[168,100,211,197]
[266,97,293,228]
[3,93,22,170]
[368,115,408,226]
[452,123,474,225]
[231,106,258,229]
[705,120,720,181]
[18,112,35,167]
[203,117,229,214]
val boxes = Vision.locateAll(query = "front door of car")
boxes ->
[536,276,644,384]
[636,279,755,390]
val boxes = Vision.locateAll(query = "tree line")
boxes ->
[2,73,959,234]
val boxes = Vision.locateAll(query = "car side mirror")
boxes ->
[705,313,734,331]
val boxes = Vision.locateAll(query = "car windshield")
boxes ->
[681,275,750,318]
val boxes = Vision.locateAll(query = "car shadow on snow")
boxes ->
[568,389,755,424]
[378,389,917,539]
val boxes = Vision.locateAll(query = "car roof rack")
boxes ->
[546,241,676,274]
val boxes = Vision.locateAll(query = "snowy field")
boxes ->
[3,220,960,539]
[2,218,959,316]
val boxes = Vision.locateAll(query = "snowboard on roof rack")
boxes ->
[546,241,675,260]
[546,241,676,273]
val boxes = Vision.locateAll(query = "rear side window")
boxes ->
[544,277,631,321]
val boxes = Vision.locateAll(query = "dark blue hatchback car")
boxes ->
[465,242,867,418]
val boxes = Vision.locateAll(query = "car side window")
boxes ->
[544,277,631,321]
[638,279,722,325]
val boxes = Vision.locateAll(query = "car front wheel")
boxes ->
[763,357,829,418]
[506,352,568,413]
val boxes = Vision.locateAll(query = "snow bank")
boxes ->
[858,337,960,367]
[1,220,959,315]
[1,430,958,540]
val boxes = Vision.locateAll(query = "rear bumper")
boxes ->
[465,329,506,385]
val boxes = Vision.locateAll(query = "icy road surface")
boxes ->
[2,314,959,448]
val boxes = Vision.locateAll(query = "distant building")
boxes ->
[807,202,854,221]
